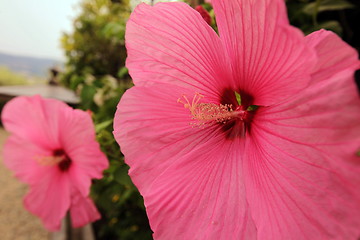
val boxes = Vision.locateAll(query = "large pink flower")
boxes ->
[2,95,108,231]
[114,0,360,239]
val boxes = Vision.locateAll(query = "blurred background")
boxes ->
[0,0,359,239]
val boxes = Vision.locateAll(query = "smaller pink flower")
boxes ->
[1,95,109,231]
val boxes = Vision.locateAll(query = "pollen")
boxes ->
[178,93,241,126]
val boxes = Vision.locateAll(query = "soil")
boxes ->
[0,128,48,240]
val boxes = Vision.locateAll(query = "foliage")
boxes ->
[61,0,130,85]
[286,0,355,35]
[0,66,28,86]
[60,0,360,239]
[286,0,360,52]
[92,128,152,240]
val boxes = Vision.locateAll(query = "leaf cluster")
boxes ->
[92,129,152,240]
[286,0,356,35]
[61,0,130,83]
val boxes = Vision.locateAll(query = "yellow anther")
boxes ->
[34,155,64,166]
[178,93,238,126]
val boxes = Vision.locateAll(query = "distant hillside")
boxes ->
[0,52,62,77]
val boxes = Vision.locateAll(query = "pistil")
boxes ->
[35,149,72,171]
[178,93,248,126]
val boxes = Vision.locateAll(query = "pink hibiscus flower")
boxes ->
[114,0,360,239]
[2,95,108,231]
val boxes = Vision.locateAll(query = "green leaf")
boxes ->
[303,0,354,15]
[117,66,128,78]
[80,85,97,109]
[95,119,113,133]
[234,91,241,105]
[114,165,133,186]
[69,75,84,90]
[118,188,134,204]
[318,20,342,34]
[304,20,343,35]
[247,105,259,111]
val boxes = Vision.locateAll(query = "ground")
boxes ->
[0,128,48,240]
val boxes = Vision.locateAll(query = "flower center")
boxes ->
[178,91,258,138]
[35,149,72,172]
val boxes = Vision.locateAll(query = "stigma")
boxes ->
[35,155,64,166]
[35,149,72,171]
[178,93,248,126]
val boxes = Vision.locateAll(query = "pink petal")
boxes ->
[68,158,107,198]
[24,168,71,231]
[59,108,97,155]
[69,189,100,228]
[114,83,208,193]
[114,84,257,238]
[306,29,360,83]
[212,0,317,106]
[2,135,50,184]
[126,2,232,97]
[1,95,67,149]
[59,108,109,196]
[146,138,256,239]
[244,67,360,239]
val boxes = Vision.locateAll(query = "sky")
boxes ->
[0,0,80,60]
